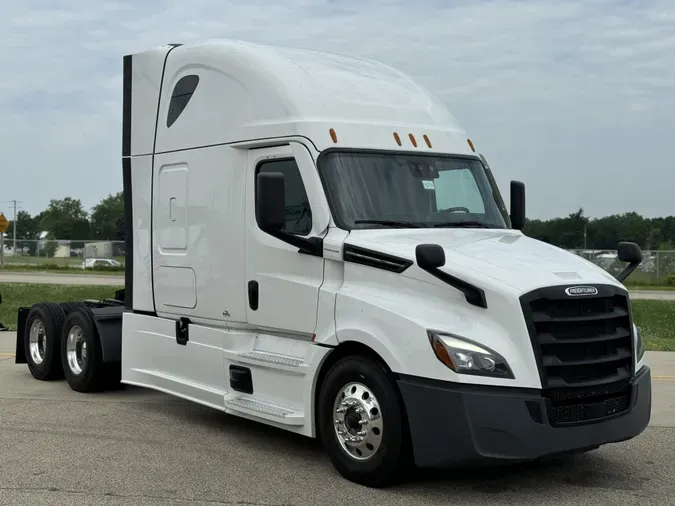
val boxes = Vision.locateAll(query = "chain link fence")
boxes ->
[0,240,125,271]
[1,239,674,285]
[567,249,675,286]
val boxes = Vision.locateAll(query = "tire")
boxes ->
[59,301,88,315]
[60,309,105,393]
[23,302,66,380]
[317,355,412,488]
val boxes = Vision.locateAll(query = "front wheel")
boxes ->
[317,355,411,487]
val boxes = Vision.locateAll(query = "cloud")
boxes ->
[2,0,674,222]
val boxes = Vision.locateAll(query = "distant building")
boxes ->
[85,241,113,259]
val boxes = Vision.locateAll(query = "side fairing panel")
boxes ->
[129,155,154,312]
[126,45,181,157]
[123,44,181,311]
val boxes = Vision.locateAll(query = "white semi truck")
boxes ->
[14,39,651,487]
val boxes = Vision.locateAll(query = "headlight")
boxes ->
[634,324,646,363]
[427,331,514,379]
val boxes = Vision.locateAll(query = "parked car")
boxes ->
[80,258,122,269]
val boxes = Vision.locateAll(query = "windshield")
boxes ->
[318,151,509,230]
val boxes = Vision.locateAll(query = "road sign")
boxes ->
[0,213,7,234]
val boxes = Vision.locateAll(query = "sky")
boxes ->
[2,0,674,221]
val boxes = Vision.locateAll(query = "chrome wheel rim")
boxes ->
[333,382,383,461]
[28,319,47,365]
[65,325,87,375]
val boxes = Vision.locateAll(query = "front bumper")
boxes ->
[397,365,652,469]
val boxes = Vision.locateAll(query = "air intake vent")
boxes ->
[343,244,412,273]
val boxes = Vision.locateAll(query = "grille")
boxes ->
[520,284,634,426]
[549,394,630,424]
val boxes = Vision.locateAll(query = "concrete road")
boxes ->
[629,290,675,301]
[1,332,674,505]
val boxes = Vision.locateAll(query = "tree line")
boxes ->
[524,208,675,251]
[4,194,124,244]
[3,195,675,251]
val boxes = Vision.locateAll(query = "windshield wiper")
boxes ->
[354,219,420,228]
[433,221,491,228]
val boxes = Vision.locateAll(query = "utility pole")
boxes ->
[584,225,587,250]
[12,199,17,255]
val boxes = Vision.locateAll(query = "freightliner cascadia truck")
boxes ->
[14,39,651,487]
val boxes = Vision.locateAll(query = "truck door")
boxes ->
[244,142,328,339]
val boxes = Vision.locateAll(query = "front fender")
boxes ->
[334,271,542,389]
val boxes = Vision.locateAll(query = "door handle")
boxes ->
[175,317,190,345]
[169,197,177,222]
[248,281,259,311]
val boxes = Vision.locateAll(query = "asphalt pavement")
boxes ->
[0,271,124,285]
[1,330,674,505]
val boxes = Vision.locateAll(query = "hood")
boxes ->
[346,228,622,294]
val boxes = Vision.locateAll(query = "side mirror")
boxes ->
[415,243,446,270]
[256,172,285,232]
[617,241,642,264]
[614,241,643,283]
[510,181,525,231]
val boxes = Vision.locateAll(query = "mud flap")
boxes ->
[14,306,30,364]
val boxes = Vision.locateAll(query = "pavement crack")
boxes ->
[0,486,292,505]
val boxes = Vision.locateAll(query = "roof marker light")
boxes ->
[467,139,475,152]
[409,133,417,147]
[329,128,338,143]
[423,134,432,148]
[393,132,402,146]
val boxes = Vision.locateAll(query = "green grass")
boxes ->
[1,255,126,276]
[631,300,675,351]
[0,264,124,276]
[621,269,675,287]
[1,283,673,352]
[0,283,121,331]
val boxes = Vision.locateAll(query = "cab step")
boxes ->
[233,350,307,376]
[225,397,304,426]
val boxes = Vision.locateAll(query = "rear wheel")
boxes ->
[59,301,88,315]
[23,303,66,380]
[318,355,412,488]
[60,309,106,393]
